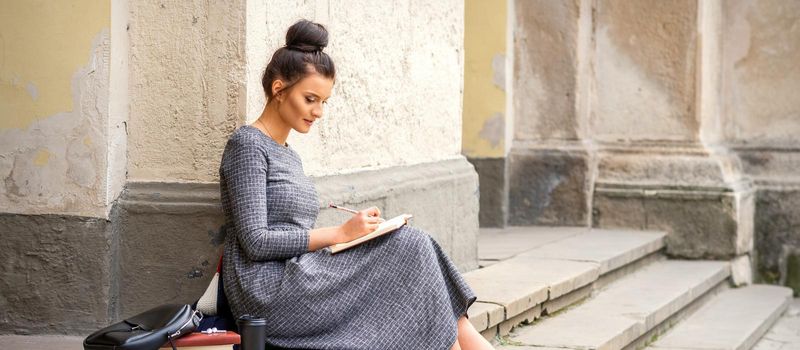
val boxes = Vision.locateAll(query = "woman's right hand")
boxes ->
[337,206,383,244]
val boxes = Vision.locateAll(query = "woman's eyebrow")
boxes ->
[305,91,330,100]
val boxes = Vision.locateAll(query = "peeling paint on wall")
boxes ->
[479,113,505,149]
[0,1,110,131]
[463,0,506,158]
[0,0,112,217]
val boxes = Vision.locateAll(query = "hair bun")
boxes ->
[285,19,328,52]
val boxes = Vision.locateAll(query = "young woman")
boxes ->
[219,19,493,350]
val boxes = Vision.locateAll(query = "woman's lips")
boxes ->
[304,119,313,126]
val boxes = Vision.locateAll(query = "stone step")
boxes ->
[0,335,83,350]
[466,226,666,336]
[753,298,800,350]
[499,259,730,350]
[648,285,793,350]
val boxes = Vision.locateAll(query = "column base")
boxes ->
[592,142,754,260]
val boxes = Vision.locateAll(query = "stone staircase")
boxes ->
[467,226,795,350]
[2,226,796,350]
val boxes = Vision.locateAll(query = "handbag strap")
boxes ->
[166,309,203,350]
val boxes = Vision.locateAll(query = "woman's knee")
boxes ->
[392,225,433,250]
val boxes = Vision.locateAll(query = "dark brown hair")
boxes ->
[261,19,336,102]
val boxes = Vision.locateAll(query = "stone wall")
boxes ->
[479,0,799,291]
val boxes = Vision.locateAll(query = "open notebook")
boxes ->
[327,214,413,254]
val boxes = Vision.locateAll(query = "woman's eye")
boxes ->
[306,97,316,103]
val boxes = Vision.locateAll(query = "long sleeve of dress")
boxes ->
[221,134,310,261]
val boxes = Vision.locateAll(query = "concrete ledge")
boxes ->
[116,158,479,318]
[649,285,793,350]
[313,157,480,271]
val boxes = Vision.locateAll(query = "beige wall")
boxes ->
[126,0,246,183]
[592,0,698,142]
[722,0,800,146]
[129,0,465,180]
[513,0,581,142]
[0,1,123,217]
[253,0,466,177]
[463,0,507,158]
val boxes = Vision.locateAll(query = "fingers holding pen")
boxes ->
[362,206,385,224]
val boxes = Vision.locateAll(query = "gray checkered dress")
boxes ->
[219,125,477,349]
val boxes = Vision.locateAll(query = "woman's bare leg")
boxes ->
[456,316,495,349]
[451,338,462,350]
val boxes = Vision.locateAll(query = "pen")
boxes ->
[328,203,359,214]
[328,203,385,223]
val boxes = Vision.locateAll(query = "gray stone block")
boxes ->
[594,183,754,259]
[468,157,508,228]
[508,146,590,226]
[754,187,800,294]
[0,214,114,334]
[116,182,225,317]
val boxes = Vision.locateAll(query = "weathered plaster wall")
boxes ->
[722,0,800,147]
[463,0,506,158]
[127,0,246,182]
[513,0,580,142]
[0,1,114,217]
[246,0,465,177]
[593,0,698,142]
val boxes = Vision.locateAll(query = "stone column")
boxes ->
[720,0,800,292]
[507,0,595,226]
[119,0,479,317]
[591,0,754,263]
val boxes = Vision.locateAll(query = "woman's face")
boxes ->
[275,72,334,134]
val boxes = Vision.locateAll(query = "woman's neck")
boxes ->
[255,102,290,146]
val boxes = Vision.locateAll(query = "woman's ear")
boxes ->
[272,80,285,101]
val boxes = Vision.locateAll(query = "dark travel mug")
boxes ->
[236,315,267,350]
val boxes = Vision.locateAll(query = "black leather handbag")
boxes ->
[83,304,202,350]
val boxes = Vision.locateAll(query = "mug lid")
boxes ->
[236,315,267,326]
